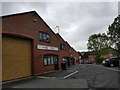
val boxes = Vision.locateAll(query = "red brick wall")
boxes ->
[2,11,80,75]
[88,55,96,63]
[2,12,59,75]
[70,47,80,64]
[56,34,71,68]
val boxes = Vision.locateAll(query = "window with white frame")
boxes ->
[43,54,58,66]
[60,44,65,49]
[39,32,50,42]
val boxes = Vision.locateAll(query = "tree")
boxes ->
[95,55,104,64]
[87,33,110,56]
[107,15,120,54]
[87,33,111,64]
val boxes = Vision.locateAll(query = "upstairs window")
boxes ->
[60,44,65,49]
[39,32,50,42]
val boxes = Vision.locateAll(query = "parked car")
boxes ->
[102,57,120,67]
[102,58,108,65]
[81,61,85,64]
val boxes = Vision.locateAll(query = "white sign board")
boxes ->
[37,45,58,51]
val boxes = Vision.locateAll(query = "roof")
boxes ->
[56,33,78,52]
[56,33,66,42]
[65,41,71,47]
[2,11,79,53]
[1,11,35,18]
[1,10,58,39]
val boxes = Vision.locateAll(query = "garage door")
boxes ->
[2,35,32,81]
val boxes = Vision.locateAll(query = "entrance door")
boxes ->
[67,57,70,66]
[54,55,59,70]
[63,57,70,66]
[71,58,75,65]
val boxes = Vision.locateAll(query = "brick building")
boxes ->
[79,50,115,64]
[1,11,80,81]
[78,52,95,63]
[56,33,71,67]
[70,47,80,65]
[56,33,80,67]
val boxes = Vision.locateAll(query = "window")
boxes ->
[60,44,65,49]
[48,57,51,65]
[44,58,47,65]
[54,56,58,64]
[46,34,50,42]
[51,56,54,64]
[44,54,58,66]
[39,32,50,42]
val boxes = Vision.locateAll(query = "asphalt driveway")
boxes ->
[2,64,120,90]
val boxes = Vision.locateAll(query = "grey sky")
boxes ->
[1,2,118,52]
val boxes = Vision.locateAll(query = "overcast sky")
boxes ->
[1,1,118,52]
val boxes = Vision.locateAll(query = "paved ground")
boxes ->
[2,64,120,89]
[70,64,119,89]
[40,64,119,89]
[3,78,88,88]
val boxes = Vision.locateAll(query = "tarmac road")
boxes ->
[2,64,119,89]
[68,64,119,89]
[41,64,119,89]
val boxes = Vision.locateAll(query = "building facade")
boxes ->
[56,33,80,67]
[79,52,95,63]
[2,11,80,81]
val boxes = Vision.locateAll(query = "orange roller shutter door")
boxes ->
[2,35,32,81]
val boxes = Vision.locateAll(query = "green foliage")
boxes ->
[95,55,104,64]
[87,33,110,55]
[87,15,120,56]
[107,15,120,54]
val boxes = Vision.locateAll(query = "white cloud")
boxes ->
[2,2,118,52]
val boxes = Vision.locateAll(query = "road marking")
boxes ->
[64,71,78,79]
[93,64,119,72]
[37,76,56,79]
